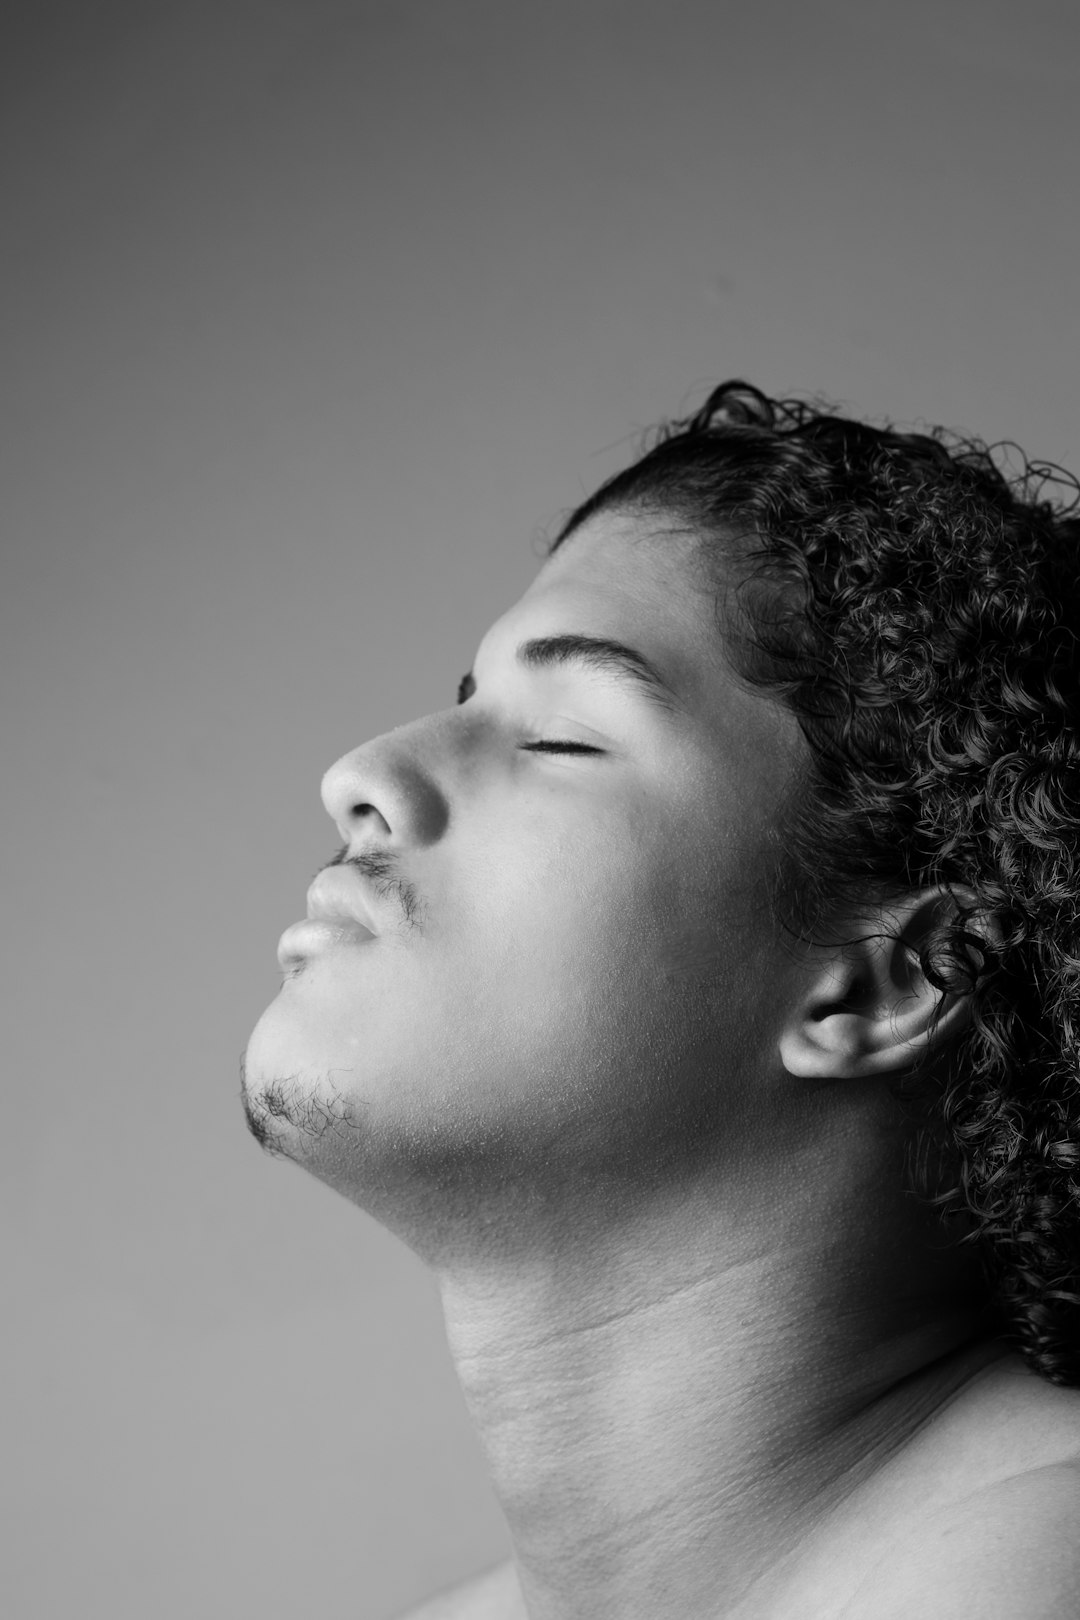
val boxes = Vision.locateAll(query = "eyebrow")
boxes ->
[458,632,682,713]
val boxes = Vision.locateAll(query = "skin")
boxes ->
[242,510,1080,1619]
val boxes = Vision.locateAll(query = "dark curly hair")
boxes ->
[550,380,1080,1386]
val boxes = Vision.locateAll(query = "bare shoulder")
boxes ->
[389,1559,522,1620]
[845,1456,1080,1620]
[796,1357,1080,1620]
[943,1351,1080,1476]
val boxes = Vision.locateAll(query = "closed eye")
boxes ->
[457,674,601,756]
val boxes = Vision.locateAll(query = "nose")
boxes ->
[320,724,451,850]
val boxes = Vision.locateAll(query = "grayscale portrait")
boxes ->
[242,380,1080,1619]
[8,6,1079,1620]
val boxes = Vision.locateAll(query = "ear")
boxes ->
[777,887,1001,1082]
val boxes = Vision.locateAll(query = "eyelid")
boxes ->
[456,675,604,755]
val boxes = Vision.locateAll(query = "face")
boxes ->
[242,510,807,1254]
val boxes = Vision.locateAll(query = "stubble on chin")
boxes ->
[239,1058,363,1159]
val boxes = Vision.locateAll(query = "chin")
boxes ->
[241,984,363,1144]
[239,986,524,1243]
[238,971,710,1260]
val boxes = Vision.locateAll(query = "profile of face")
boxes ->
[242,510,809,1256]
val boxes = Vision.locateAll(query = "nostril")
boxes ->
[349,800,384,825]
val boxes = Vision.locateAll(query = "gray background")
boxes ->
[4,3,1077,1616]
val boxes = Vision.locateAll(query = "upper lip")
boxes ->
[305,865,380,933]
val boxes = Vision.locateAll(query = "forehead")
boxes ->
[519,510,725,686]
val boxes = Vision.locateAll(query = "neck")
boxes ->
[432,1112,998,1620]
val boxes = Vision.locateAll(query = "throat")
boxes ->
[435,1220,990,1620]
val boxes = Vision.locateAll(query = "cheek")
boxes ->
[449,819,733,1085]
[460,786,774,1024]
[454,806,669,990]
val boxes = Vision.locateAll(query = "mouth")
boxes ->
[276,865,381,972]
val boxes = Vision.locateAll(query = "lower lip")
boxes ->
[277,917,376,970]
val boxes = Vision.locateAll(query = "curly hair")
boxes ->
[550,380,1080,1386]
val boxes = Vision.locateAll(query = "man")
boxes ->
[242,382,1080,1619]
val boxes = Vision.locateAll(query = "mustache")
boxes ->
[325,843,422,928]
